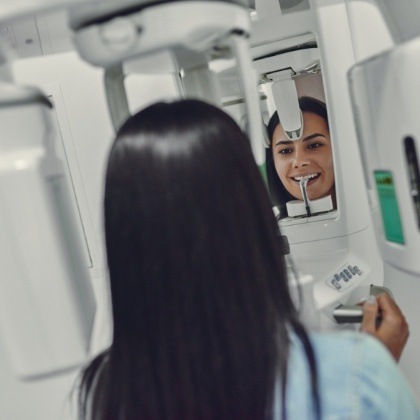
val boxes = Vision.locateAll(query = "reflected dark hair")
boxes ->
[78,99,319,419]
[266,96,329,216]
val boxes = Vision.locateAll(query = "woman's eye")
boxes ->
[278,148,292,155]
[307,142,323,150]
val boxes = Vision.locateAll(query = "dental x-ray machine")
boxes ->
[2,0,420,416]
[0,0,386,378]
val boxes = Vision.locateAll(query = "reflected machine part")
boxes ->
[286,195,333,218]
[266,69,303,140]
[254,47,320,143]
[299,177,311,216]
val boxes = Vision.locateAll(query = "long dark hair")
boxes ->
[266,96,329,217]
[78,99,319,419]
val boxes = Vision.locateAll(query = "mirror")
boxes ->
[262,71,337,221]
[214,42,337,223]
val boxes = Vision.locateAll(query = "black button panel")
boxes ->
[328,264,363,291]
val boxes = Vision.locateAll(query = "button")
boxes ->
[331,279,341,290]
[348,265,357,275]
[340,271,349,282]
[334,273,341,281]
[343,269,352,279]
[354,266,362,275]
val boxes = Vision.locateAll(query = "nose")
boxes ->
[292,146,309,168]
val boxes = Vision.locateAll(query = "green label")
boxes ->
[374,170,405,244]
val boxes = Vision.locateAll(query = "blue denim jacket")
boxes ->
[274,331,420,419]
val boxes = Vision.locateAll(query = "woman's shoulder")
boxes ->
[291,331,420,419]
[308,330,406,381]
[306,330,393,387]
[309,329,381,359]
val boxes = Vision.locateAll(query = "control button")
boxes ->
[331,279,341,290]
[343,269,352,278]
[340,271,349,282]
[348,265,357,275]
[334,273,341,281]
[354,266,362,275]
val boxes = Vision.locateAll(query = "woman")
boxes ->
[266,97,336,217]
[78,99,418,419]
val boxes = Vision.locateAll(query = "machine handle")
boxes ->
[333,284,393,324]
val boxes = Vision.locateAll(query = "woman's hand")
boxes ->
[360,293,409,362]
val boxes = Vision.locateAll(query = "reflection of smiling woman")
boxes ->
[266,97,336,215]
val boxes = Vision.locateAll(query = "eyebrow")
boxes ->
[275,133,326,147]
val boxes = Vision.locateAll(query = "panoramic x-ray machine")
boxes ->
[0,0,420,416]
[0,0,390,372]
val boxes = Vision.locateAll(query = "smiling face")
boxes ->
[271,111,335,201]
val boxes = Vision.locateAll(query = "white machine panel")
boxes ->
[0,84,95,378]
[349,36,420,276]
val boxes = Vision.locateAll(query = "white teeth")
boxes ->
[293,174,318,181]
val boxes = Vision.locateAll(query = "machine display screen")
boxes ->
[374,170,405,244]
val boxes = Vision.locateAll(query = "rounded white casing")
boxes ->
[0,83,96,378]
[71,1,251,68]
